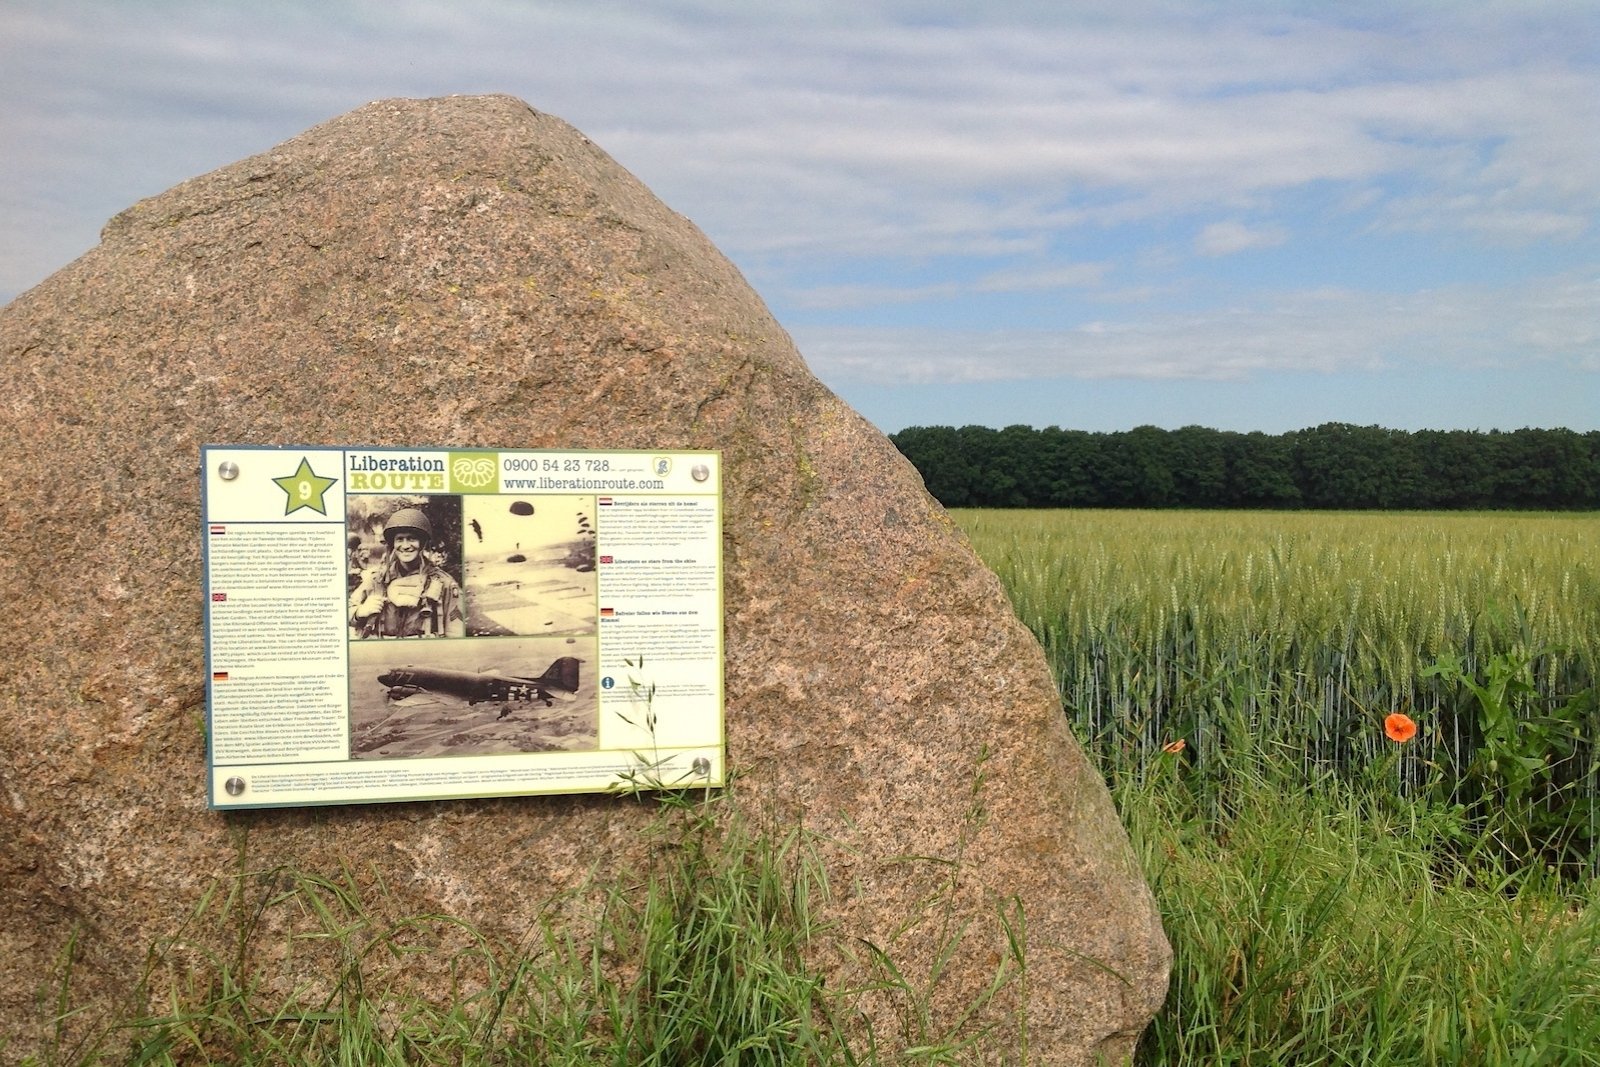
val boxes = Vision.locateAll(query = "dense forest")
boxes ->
[888,423,1600,510]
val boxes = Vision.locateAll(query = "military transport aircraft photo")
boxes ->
[348,638,598,760]
[377,656,581,712]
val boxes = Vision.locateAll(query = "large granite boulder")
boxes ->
[0,95,1168,1063]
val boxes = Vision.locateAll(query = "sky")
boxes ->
[3,1,1597,435]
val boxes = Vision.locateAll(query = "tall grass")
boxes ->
[21,790,1027,1067]
[21,795,856,1067]
[958,508,1600,1065]
[1122,751,1600,1066]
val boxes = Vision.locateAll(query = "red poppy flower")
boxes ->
[1384,713,1417,743]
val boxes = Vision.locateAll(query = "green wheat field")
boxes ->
[957,508,1600,1065]
[960,509,1598,794]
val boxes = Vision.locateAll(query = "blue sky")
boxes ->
[3,1,1596,434]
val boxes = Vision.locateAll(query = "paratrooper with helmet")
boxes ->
[348,506,465,638]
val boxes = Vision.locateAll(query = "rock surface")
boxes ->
[0,95,1168,1063]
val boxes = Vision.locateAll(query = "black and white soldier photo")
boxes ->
[347,496,466,639]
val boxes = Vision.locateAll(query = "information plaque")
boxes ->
[201,445,724,808]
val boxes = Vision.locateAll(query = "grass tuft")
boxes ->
[24,787,1033,1067]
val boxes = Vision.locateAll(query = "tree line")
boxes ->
[888,423,1600,510]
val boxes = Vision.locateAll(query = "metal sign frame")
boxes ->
[201,445,724,808]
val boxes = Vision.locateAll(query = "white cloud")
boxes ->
[6,4,1598,255]
[1195,221,1289,257]
[973,262,1108,292]
[788,282,963,310]
[788,260,1106,308]
[794,272,1600,385]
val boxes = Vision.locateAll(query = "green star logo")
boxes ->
[273,457,338,516]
